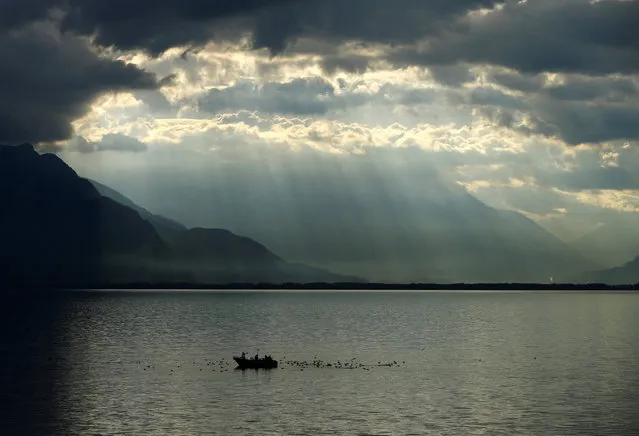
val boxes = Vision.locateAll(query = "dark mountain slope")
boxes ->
[90,179,187,241]
[166,228,361,283]
[172,228,280,263]
[0,144,166,286]
[0,144,360,287]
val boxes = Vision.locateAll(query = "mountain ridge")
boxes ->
[221,177,597,283]
[584,254,639,284]
[0,144,363,288]
[90,179,187,241]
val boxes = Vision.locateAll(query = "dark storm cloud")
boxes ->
[491,70,638,102]
[320,55,372,76]
[529,100,639,145]
[0,21,162,144]
[451,71,639,146]
[487,71,545,93]
[30,0,301,58]
[428,64,475,87]
[9,0,503,55]
[58,0,299,55]
[544,77,638,102]
[248,0,505,54]
[6,0,638,77]
[4,0,638,147]
[0,0,58,29]
[476,100,639,146]
[391,0,639,75]
[0,0,289,145]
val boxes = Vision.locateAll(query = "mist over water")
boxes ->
[2,290,639,435]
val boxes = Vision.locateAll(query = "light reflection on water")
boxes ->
[2,291,639,435]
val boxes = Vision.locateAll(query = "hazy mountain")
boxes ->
[86,182,360,282]
[208,179,596,283]
[583,255,639,284]
[570,217,639,269]
[0,144,362,287]
[162,228,360,283]
[87,186,362,282]
[90,179,187,241]
[104,156,597,283]
[1,143,595,285]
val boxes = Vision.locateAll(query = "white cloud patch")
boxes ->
[563,189,639,213]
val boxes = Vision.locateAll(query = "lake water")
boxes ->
[1,290,639,435]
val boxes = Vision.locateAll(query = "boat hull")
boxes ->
[233,357,278,369]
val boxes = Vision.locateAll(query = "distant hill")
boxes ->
[583,254,639,284]
[0,144,362,288]
[570,217,639,269]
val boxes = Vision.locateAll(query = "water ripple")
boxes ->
[2,291,639,435]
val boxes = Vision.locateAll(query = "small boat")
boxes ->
[233,354,278,370]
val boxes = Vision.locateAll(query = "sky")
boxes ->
[2,0,639,244]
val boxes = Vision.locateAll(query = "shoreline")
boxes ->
[4,282,639,292]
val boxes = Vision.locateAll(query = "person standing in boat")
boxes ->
[241,352,246,359]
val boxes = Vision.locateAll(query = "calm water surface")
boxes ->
[1,290,638,435]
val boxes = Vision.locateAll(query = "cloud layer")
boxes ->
[3,0,638,145]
